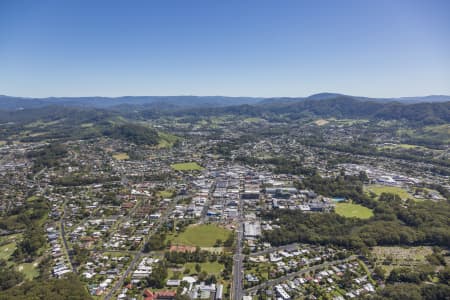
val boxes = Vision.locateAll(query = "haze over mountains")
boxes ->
[1,93,450,111]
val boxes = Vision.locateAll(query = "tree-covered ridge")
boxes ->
[102,123,159,145]
[165,97,450,125]
[0,274,92,300]
[26,143,68,172]
[0,106,162,146]
[1,96,450,127]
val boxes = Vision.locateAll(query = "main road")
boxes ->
[60,199,77,273]
[232,178,245,300]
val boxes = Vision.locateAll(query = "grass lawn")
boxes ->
[366,185,416,200]
[103,251,132,258]
[112,153,129,160]
[171,162,203,171]
[379,143,420,150]
[0,141,6,146]
[424,124,450,135]
[158,132,179,149]
[184,261,224,276]
[332,119,369,125]
[17,261,39,280]
[244,117,264,123]
[0,241,16,261]
[335,203,373,219]
[169,224,231,247]
[247,264,270,280]
[168,261,224,281]
[157,190,175,198]
[26,195,39,202]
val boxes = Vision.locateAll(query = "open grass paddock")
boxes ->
[335,203,373,219]
[169,224,231,247]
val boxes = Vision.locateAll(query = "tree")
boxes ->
[341,269,353,288]
[146,263,168,288]
[0,274,92,299]
[0,264,24,291]
[195,263,201,273]
[223,234,234,247]
[379,283,421,300]
[374,266,386,280]
[198,271,208,282]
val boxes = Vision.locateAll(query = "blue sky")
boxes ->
[0,0,449,98]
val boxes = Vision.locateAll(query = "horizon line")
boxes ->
[1,93,450,100]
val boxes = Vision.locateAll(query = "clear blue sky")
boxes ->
[1,0,449,98]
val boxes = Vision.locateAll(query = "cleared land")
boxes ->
[157,132,179,149]
[169,224,231,247]
[371,246,433,274]
[244,117,264,123]
[330,118,370,125]
[0,241,16,260]
[171,162,204,171]
[314,119,329,126]
[17,262,39,280]
[366,185,416,200]
[379,143,420,150]
[112,153,129,160]
[335,203,373,219]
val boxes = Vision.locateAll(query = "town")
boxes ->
[1,111,449,300]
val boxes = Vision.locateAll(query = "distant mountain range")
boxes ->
[259,93,450,105]
[0,93,449,126]
[0,93,449,111]
[0,95,262,111]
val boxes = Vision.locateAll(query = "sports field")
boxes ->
[171,162,203,171]
[335,203,373,219]
[112,152,129,160]
[366,185,415,200]
[170,224,231,247]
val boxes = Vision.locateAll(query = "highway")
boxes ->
[232,179,244,300]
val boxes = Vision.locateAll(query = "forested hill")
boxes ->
[167,96,450,125]
[0,107,160,146]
